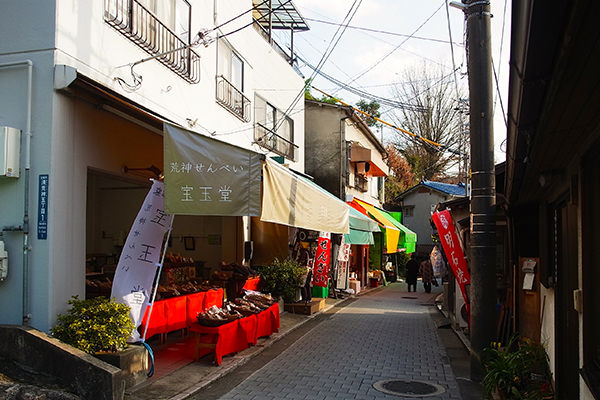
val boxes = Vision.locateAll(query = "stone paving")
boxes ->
[218,283,462,400]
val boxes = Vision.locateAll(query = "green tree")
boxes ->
[355,99,381,127]
[304,79,341,104]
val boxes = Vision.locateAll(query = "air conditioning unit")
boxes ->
[454,279,469,328]
[0,127,21,178]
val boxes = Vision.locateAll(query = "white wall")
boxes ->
[54,0,306,171]
[0,0,308,332]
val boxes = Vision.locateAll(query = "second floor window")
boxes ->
[216,40,250,121]
[254,96,296,161]
[218,41,243,92]
[138,0,190,44]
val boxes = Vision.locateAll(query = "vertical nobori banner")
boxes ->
[163,122,263,216]
[312,232,331,287]
[431,210,471,313]
[111,180,174,342]
[336,237,351,289]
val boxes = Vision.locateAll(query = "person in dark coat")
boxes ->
[405,253,419,292]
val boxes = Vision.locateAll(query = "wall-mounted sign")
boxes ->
[37,174,49,240]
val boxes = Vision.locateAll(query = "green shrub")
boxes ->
[256,258,307,302]
[51,296,135,354]
[482,333,553,399]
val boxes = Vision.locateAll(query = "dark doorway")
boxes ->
[553,196,579,399]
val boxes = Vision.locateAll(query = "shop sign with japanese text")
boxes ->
[312,232,331,287]
[431,210,471,313]
[163,123,263,216]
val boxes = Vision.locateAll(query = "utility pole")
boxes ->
[458,0,497,381]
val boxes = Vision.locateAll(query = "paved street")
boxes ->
[211,283,466,400]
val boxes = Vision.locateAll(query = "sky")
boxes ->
[286,0,512,164]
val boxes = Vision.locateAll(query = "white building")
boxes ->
[0,0,310,332]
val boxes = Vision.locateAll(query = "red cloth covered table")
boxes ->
[185,291,205,326]
[139,289,224,342]
[189,319,248,365]
[242,277,261,292]
[189,303,280,365]
[165,295,187,332]
[256,303,280,339]
[140,301,167,340]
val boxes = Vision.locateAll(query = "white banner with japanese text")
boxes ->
[110,180,174,342]
[163,122,263,216]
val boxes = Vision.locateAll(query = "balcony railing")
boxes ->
[215,75,251,122]
[104,0,200,84]
[354,174,368,192]
[254,123,298,161]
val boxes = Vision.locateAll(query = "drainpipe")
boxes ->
[0,60,33,325]
[340,116,349,201]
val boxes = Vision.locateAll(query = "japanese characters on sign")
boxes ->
[37,174,49,240]
[431,210,471,313]
[336,237,351,289]
[111,180,174,342]
[163,123,262,216]
[312,232,331,288]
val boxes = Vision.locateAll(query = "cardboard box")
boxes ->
[349,280,360,294]
[284,298,325,315]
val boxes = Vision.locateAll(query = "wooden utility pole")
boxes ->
[463,0,496,382]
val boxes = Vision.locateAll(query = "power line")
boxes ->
[270,0,363,141]
[312,86,464,156]
[303,17,464,47]
[334,0,447,94]
[298,55,426,112]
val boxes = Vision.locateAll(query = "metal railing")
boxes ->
[104,0,200,83]
[215,75,251,122]
[254,123,298,161]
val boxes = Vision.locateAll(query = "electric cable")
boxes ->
[267,0,363,143]
[311,86,464,156]
[303,17,463,47]
[298,55,426,112]
[334,0,446,95]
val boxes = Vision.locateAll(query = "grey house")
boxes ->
[394,180,467,256]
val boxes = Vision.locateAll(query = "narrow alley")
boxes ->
[192,283,480,400]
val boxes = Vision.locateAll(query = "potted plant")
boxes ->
[51,296,148,389]
[482,333,554,399]
[51,296,135,354]
[255,258,307,303]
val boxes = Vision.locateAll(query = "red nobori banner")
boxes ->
[312,232,331,287]
[431,210,470,313]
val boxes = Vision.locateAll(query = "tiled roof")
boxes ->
[395,180,468,201]
[421,180,468,196]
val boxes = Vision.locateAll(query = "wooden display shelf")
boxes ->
[284,298,325,315]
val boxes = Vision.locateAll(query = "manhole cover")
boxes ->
[373,379,446,397]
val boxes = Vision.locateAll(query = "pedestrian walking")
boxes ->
[405,253,419,292]
[419,257,436,293]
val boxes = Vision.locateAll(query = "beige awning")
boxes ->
[261,158,350,234]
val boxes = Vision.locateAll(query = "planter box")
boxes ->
[94,344,148,390]
[284,298,325,315]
